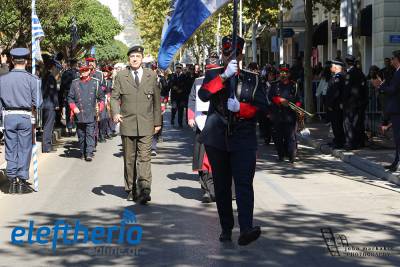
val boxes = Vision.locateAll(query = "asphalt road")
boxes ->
[0,119,399,267]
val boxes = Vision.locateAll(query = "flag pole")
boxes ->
[31,0,39,192]
[227,0,239,135]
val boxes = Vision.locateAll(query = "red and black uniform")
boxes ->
[198,66,268,234]
[268,79,301,161]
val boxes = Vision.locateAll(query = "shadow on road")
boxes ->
[59,141,82,159]
[92,184,127,199]
[1,203,400,266]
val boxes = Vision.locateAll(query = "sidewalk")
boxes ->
[298,122,400,186]
[0,128,64,192]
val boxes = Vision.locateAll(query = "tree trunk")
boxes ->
[304,0,314,116]
[252,21,257,63]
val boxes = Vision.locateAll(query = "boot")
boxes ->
[18,179,33,194]
[8,178,18,194]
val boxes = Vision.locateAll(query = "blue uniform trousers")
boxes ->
[390,115,400,165]
[4,114,32,180]
[76,122,95,157]
[204,145,256,233]
[42,108,55,152]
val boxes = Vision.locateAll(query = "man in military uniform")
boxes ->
[86,57,104,83]
[0,48,42,194]
[269,67,301,163]
[60,59,79,136]
[110,45,162,204]
[41,58,60,153]
[343,55,368,150]
[326,60,346,149]
[373,50,400,172]
[168,63,189,127]
[198,35,268,246]
[68,65,104,162]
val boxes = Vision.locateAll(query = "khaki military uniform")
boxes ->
[111,67,161,194]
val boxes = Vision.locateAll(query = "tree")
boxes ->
[0,0,123,60]
[303,0,341,114]
[96,39,128,63]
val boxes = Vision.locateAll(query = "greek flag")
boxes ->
[32,0,45,71]
[158,0,230,70]
[31,0,44,192]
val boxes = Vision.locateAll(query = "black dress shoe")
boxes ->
[384,162,398,170]
[85,156,93,162]
[105,135,111,139]
[18,180,33,194]
[202,192,212,203]
[8,179,18,194]
[219,229,232,242]
[127,191,134,201]
[98,138,106,143]
[138,189,151,205]
[238,226,261,246]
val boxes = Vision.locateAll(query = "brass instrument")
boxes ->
[288,101,312,137]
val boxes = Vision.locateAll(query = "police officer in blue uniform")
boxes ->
[41,58,60,153]
[68,65,104,162]
[269,67,301,163]
[373,50,400,172]
[0,48,42,194]
[198,35,268,246]
[326,60,346,149]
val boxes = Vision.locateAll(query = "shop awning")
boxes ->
[360,5,372,37]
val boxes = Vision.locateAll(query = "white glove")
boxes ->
[221,60,238,79]
[227,96,240,112]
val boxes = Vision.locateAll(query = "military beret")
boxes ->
[85,57,96,62]
[331,60,345,67]
[392,50,400,59]
[127,45,144,56]
[79,65,91,72]
[345,55,356,63]
[10,48,30,59]
[222,35,245,56]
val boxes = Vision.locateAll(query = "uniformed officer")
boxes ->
[168,63,189,127]
[86,57,104,83]
[198,35,268,246]
[41,58,60,153]
[269,67,301,163]
[102,66,115,139]
[343,55,368,150]
[0,48,42,194]
[110,45,162,204]
[60,59,79,136]
[326,60,346,149]
[67,65,104,162]
[373,50,400,172]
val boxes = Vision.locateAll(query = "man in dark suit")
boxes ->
[373,50,400,172]
[168,63,189,127]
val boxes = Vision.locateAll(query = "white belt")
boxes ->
[3,110,32,116]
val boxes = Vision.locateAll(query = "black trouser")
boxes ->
[205,145,256,233]
[391,115,400,165]
[327,109,345,146]
[344,107,365,148]
[272,120,297,159]
[258,113,272,143]
[171,100,185,126]
[42,108,55,152]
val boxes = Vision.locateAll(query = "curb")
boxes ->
[298,134,400,186]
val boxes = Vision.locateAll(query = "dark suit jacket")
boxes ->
[380,68,400,115]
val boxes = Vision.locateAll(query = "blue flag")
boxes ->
[158,0,230,70]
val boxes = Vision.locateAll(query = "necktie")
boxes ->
[134,71,139,86]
